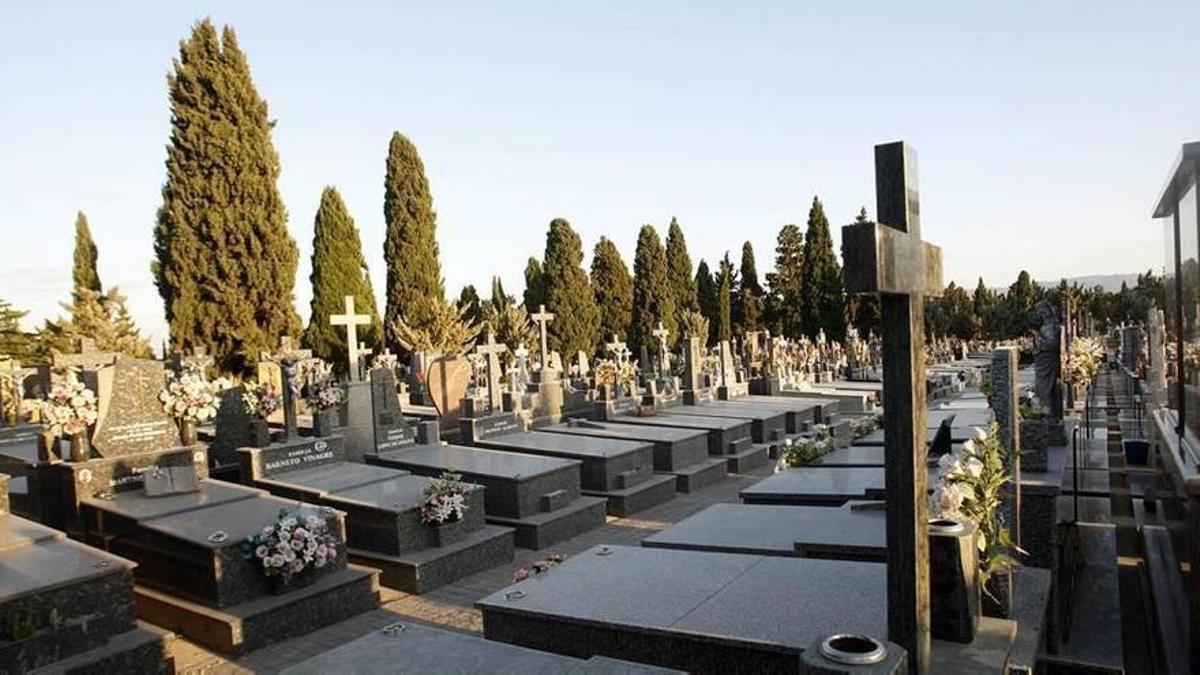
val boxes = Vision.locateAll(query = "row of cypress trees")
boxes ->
[151,20,442,374]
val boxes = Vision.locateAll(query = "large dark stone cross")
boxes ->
[842,141,943,673]
[474,331,508,413]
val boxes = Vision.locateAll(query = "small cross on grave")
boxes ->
[267,336,313,441]
[474,331,508,413]
[651,323,670,376]
[330,295,373,382]
[52,337,119,374]
[842,141,943,672]
[531,304,555,372]
[604,334,628,364]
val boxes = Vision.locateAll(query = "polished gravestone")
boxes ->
[0,473,176,673]
[854,408,991,446]
[79,479,380,655]
[368,426,607,549]
[606,411,768,473]
[536,420,726,493]
[739,466,916,505]
[782,385,876,414]
[666,400,790,443]
[238,433,514,593]
[470,430,675,517]
[478,545,888,674]
[740,393,838,430]
[281,620,683,674]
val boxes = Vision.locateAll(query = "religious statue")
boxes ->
[1032,300,1063,419]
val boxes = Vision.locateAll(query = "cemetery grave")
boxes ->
[237,425,515,594]
[367,422,608,549]
[467,429,677,517]
[535,420,727,492]
[599,411,769,473]
[0,472,178,673]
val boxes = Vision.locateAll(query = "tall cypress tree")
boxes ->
[457,284,483,327]
[665,217,698,317]
[696,259,718,345]
[0,299,38,363]
[383,132,444,353]
[630,225,676,354]
[766,224,804,338]
[72,211,101,302]
[590,237,634,348]
[523,257,545,313]
[736,241,763,332]
[153,20,299,374]
[541,218,600,357]
[301,186,381,373]
[716,254,734,342]
[799,196,846,340]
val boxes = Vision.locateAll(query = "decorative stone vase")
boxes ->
[982,567,1012,619]
[68,432,90,462]
[426,517,469,548]
[312,408,337,437]
[178,418,198,446]
[248,419,272,448]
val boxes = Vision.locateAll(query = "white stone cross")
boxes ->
[474,331,508,412]
[604,334,628,363]
[530,304,555,371]
[651,322,670,375]
[330,295,373,382]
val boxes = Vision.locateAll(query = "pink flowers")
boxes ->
[40,373,98,438]
[245,510,339,584]
[160,366,227,422]
[419,472,469,525]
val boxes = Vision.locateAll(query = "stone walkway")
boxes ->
[175,462,777,673]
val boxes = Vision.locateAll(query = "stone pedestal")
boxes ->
[341,381,374,462]
[928,519,980,643]
[991,348,1021,551]
[800,636,907,674]
[749,376,781,396]
[1019,420,1048,473]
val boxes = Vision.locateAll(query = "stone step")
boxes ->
[583,472,677,518]
[661,457,727,493]
[1055,524,1125,673]
[134,564,379,657]
[724,444,769,474]
[486,495,608,550]
[348,523,515,594]
[25,620,176,675]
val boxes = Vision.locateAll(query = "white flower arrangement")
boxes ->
[242,380,282,420]
[40,373,98,437]
[244,509,339,585]
[160,366,228,422]
[929,423,1022,596]
[776,427,837,471]
[371,352,399,371]
[1063,336,1103,387]
[419,472,469,525]
[307,378,345,412]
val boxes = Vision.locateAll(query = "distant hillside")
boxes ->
[1036,274,1142,293]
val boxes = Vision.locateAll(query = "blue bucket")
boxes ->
[1122,439,1150,466]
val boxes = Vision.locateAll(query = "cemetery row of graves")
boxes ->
[0,140,1173,675]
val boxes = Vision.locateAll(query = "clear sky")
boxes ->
[1,2,1196,347]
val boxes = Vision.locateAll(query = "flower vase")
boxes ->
[249,419,272,448]
[982,568,1012,619]
[426,517,467,548]
[313,408,337,437]
[68,433,90,462]
[178,418,198,446]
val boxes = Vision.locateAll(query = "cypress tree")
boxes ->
[383,132,444,353]
[735,241,763,332]
[696,260,718,345]
[799,196,846,341]
[541,218,600,357]
[590,237,634,348]
[766,224,804,338]
[523,257,545,313]
[153,20,299,374]
[0,299,38,363]
[40,288,152,359]
[490,277,511,310]
[716,254,734,342]
[301,186,381,373]
[630,225,676,354]
[72,211,101,302]
[458,285,483,326]
[665,217,698,317]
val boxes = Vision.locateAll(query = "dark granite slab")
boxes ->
[740,467,895,505]
[536,422,712,478]
[280,620,682,674]
[672,401,789,442]
[0,513,60,551]
[374,444,578,480]
[815,444,956,468]
[643,502,885,560]
[610,412,754,460]
[478,545,886,674]
[0,536,134,604]
[257,462,408,497]
[82,480,263,525]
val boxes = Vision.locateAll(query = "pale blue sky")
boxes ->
[1,2,1196,346]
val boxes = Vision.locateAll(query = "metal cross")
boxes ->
[330,295,373,382]
[530,304,555,371]
[842,141,943,672]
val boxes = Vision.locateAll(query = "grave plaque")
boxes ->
[842,140,943,672]
[84,357,179,457]
[243,436,341,481]
[210,385,253,465]
[370,368,416,451]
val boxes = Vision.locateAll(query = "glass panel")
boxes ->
[1179,181,1200,439]
[1163,214,1179,401]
